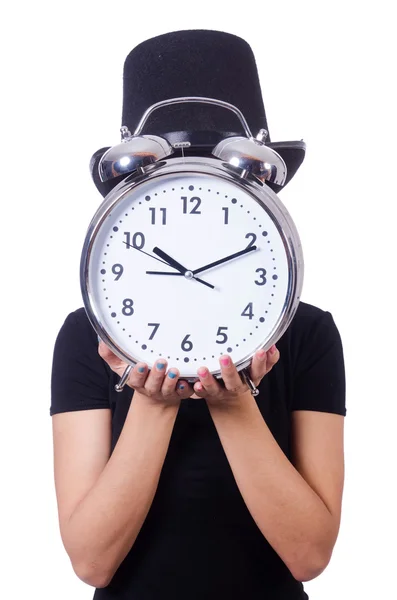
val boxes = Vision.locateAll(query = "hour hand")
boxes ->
[151,247,214,289]
[152,247,189,274]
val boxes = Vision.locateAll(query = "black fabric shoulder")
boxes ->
[50,308,111,416]
[291,304,346,416]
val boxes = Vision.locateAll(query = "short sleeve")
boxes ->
[50,309,111,416]
[292,310,346,416]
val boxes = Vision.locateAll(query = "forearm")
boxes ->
[207,395,337,581]
[64,393,179,586]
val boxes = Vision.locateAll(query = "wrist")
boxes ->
[206,389,256,414]
[131,390,181,414]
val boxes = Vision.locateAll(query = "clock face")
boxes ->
[85,170,292,378]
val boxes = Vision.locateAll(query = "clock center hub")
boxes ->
[184,270,194,280]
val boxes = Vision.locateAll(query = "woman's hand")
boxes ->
[192,345,280,408]
[98,341,195,407]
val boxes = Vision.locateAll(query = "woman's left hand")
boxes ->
[193,345,280,408]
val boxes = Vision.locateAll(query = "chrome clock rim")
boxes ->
[80,156,304,381]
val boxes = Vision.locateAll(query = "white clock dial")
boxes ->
[86,170,292,378]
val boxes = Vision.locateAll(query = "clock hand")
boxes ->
[152,247,214,290]
[152,247,189,274]
[146,246,257,282]
[146,271,183,275]
[192,245,257,275]
[145,270,214,289]
[123,241,172,267]
[123,241,213,288]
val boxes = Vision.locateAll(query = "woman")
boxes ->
[50,30,346,600]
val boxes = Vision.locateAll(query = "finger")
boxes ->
[127,362,149,390]
[98,340,121,366]
[219,355,247,394]
[250,345,279,385]
[161,368,180,397]
[193,380,207,397]
[266,344,280,365]
[195,367,222,396]
[98,341,135,384]
[145,359,168,394]
[176,379,195,398]
[249,348,269,385]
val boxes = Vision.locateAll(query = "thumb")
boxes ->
[98,339,127,375]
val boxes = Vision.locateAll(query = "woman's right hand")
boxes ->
[98,341,195,407]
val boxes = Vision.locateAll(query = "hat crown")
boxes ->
[89,30,306,197]
[122,30,269,138]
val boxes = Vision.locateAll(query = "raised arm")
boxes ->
[52,396,179,588]
[192,309,346,582]
[206,399,344,581]
[52,345,194,589]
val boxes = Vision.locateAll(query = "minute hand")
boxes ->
[193,246,257,275]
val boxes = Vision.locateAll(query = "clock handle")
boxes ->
[115,364,134,393]
[240,368,260,397]
[134,96,253,138]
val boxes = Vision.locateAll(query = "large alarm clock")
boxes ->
[80,97,304,394]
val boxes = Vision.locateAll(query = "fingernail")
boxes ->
[168,371,177,379]
[220,356,230,367]
[269,345,277,355]
[157,362,166,370]
[198,367,208,378]
[138,366,145,373]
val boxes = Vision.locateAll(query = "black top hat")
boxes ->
[90,30,305,197]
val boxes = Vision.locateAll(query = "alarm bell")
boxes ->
[212,133,287,186]
[99,127,173,182]
[97,97,288,187]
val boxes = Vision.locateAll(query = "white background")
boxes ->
[1,1,396,598]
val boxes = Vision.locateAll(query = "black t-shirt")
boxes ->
[50,300,346,600]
